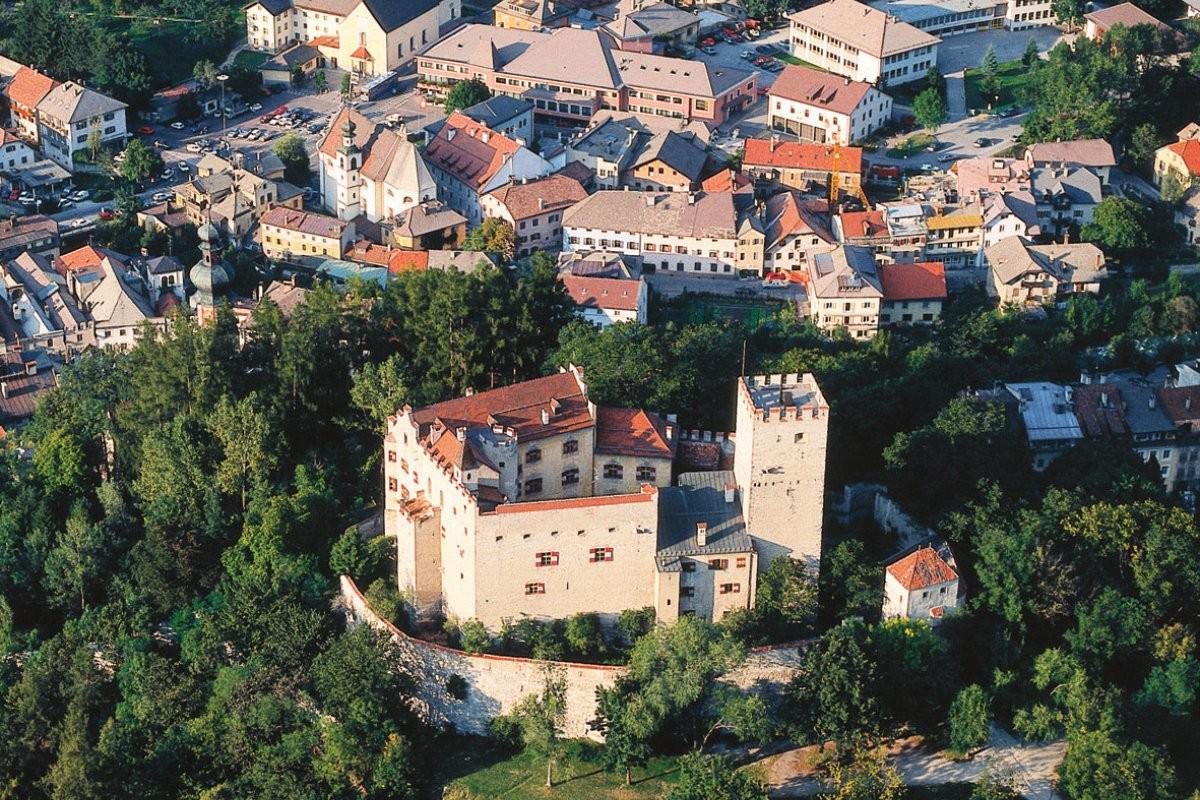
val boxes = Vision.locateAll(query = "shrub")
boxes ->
[364,578,408,629]
[947,684,991,757]
[616,607,655,645]
[460,619,491,654]
[446,673,469,701]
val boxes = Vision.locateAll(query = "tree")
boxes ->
[1125,123,1163,169]
[462,218,516,260]
[1081,197,1152,260]
[1022,37,1040,67]
[340,72,353,98]
[176,91,202,121]
[754,556,817,640]
[1059,729,1176,800]
[564,612,605,658]
[912,87,948,132]
[193,59,219,89]
[1052,0,1085,27]
[459,619,490,654]
[350,355,410,435]
[980,45,1000,105]
[210,394,274,511]
[784,621,880,748]
[444,79,491,114]
[273,133,312,187]
[592,686,652,784]
[824,746,905,800]
[668,753,768,800]
[291,64,305,86]
[314,70,328,93]
[513,666,567,787]
[925,66,946,95]
[616,606,656,645]
[42,504,103,612]
[946,685,991,757]
[819,539,882,624]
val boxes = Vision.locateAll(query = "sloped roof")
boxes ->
[985,236,1106,286]
[839,209,887,239]
[37,81,126,124]
[887,546,957,591]
[743,139,863,174]
[1085,1,1167,30]
[1165,139,1200,177]
[1026,139,1116,169]
[764,192,834,249]
[632,130,708,181]
[361,0,441,32]
[504,28,623,90]
[787,0,940,58]
[487,174,586,220]
[424,111,526,191]
[412,369,592,442]
[561,273,643,312]
[769,66,874,115]
[656,470,754,567]
[563,190,738,240]
[5,66,58,109]
[595,406,674,458]
[261,206,349,238]
[879,261,946,301]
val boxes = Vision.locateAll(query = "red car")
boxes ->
[6,189,17,201]
[757,86,769,96]
[700,37,716,46]
[98,208,114,220]
[136,125,155,136]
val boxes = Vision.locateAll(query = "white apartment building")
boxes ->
[788,0,940,88]
[805,245,884,338]
[867,0,1054,34]
[562,190,741,278]
[384,367,829,627]
[35,82,127,171]
[767,66,892,146]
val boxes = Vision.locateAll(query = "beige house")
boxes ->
[787,0,939,87]
[878,261,946,326]
[384,368,829,627]
[1153,125,1200,196]
[985,236,1107,306]
[244,0,460,78]
[176,153,303,239]
[768,66,892,146]
[260,206,356,261]
[480,174,588,257]
[883,546,959,624]
[805,245,884,338]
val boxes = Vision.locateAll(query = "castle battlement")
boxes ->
[678,429,733,443]
[740,373,828,421]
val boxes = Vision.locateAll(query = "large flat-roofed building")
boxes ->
[417,24,757,134]
[384,368,829,627]
[787,0,939,87]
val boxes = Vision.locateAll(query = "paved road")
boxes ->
[765,726,1065,800]
[869,109,1027,171]
[946,71,968,121]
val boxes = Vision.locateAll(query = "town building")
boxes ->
[921,205,983,274]
[243,0,460,79]
[883,545,959,624]
[460,96,536,144]
[787,0,940,87]
[1083,1,1169,40]
[0,215,59,261]
[480,174,588,257]
[834,209,890,254]
[562,190,741,278]
[804,245,883,338]
[954,156,1031,202]
[984,237,1107,306]
[558,251,648,327]
[189,219,234,327]
[35,82,127,171]
[1024,139,1116,185]
[981,190,1040,248]
[424,111,553,227]
[0,347,58,428]
[878,202,927,263]
[1029,166,1102,238]
[742,138,863,196]
[384,368,828,627]
[417,24,757,134]
[1153,125,1200,196]
[767,66,892,146]
[878,260,946,326]
[0,251,92,353]
[757,192,836,274]
[384,200,468,250]
[57,246,164,349]
[1002,381,1083,470]
[566,113,710,191]
[3,66,57,144]
[0,130,35,172]
[493,0,571,29]
[602,0,700,53]
[318,108,438,223]
[260,206,357,261]
[867,0,1053,35]
[176,153,304,239]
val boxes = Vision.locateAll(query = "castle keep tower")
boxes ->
[733,373,829,568]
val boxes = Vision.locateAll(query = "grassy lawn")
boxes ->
[103,18,241,87]
[886,132,935,159]
[439,740,683,799]
[652,292,790,328]
[232,50,269,71]
[777,53,826,71]
[964,59,1035,114]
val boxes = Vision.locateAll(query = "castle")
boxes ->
[383,367,828,629]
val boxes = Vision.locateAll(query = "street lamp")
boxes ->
[216,73,229,133]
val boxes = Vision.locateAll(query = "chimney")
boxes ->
[1150,395,1157,409]
[456,426,466,441]
[770,133,778,152]
[464,386,474,396]
[540,408,550,425]
[724,482,736,504]
[695,521,708,547]
[1187,396,1193,411]
[665,424,674,440]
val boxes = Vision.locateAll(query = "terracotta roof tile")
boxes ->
[6,67,58,110]
[1167,139,1200,177]
[560,274,642,311]
[413,370,592,442]
[261,206,349,238]
[879,261,946,301]
[594,406,674,458]
[1072,384,1128,437]
[769,66,874,116]
[424,111,524,192]
[887,547,957,591]
[839,209,887,239]
[1157,386,1200,431]
[487,174,586,220]
[743,139,863,174]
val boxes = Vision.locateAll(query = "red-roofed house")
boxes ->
[835,209,890,250]
[1084,2,1169,40]
[260,206,356,261]
[742,138,863,194]
[884,545,959,624]
[768,66,892,146]
[879,261,946,326]
[0,129,35,172]
[424,111,553,227]
[560,272,648,327]
[1154,129,1200,196]
[3,66,58,143]
[481,174,587,257]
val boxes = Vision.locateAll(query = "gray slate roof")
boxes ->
[632,130,708,181]
[462,96,534,129]
[656,470,754,570]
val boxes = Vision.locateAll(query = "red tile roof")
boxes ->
[839,209,887,239]
[54,245,127,277]
[424,112,524,192]
[769,66,873,116]
[346,242,439,274]
[1157,386,1200,431]
[1072,384,1128,437]
[6,67,58,110]
[261,205,349,238]
[350,46,373,60]
[560,274,642,312]
[413,370,592,443]
[743,139,863,175]
[309,35,340,48]
[490,483,656,514]
[700,168,751,192]
[595,406,674,458]
[887,547,957,591]
[1166,139,1200,177]
[487,174,586,220]
[879,261,946,301]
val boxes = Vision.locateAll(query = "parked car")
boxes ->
[98,207,114,220]
[178,162,190,173]
[70,218,89,229]
[249,102,263,112]
[72,190,90,202]
[169,121,186,130]
[755,44,774,55]
[136,125,155,136]
[185,142,203,153]
[937,153,957,163]
[152,191,172,203]
[308,122,325,134]
[701,45,717,55]
[766,61,784,72]
[973,137,990,147]
[757,86,769,96]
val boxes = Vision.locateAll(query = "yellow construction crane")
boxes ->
[828,141,869,208]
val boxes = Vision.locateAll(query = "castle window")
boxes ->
[794,432,805,443]
[736,557,747,568]
[682,561,696,572]
[525,582,545,595]
[719,583,740,594]
[387,450,397,462]
[603,463,623,479]
[680,586,695,598]
[636,465,656,482]
[708,559,728,571]
[387,478,398,491]
[589,547,613,563]
[524,478,543,495]
[561,468,579,486]
[525,448,541,464]
[535,551,559,567]
[562,439,579,455]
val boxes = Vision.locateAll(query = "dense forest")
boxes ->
[0,252,1198,796]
